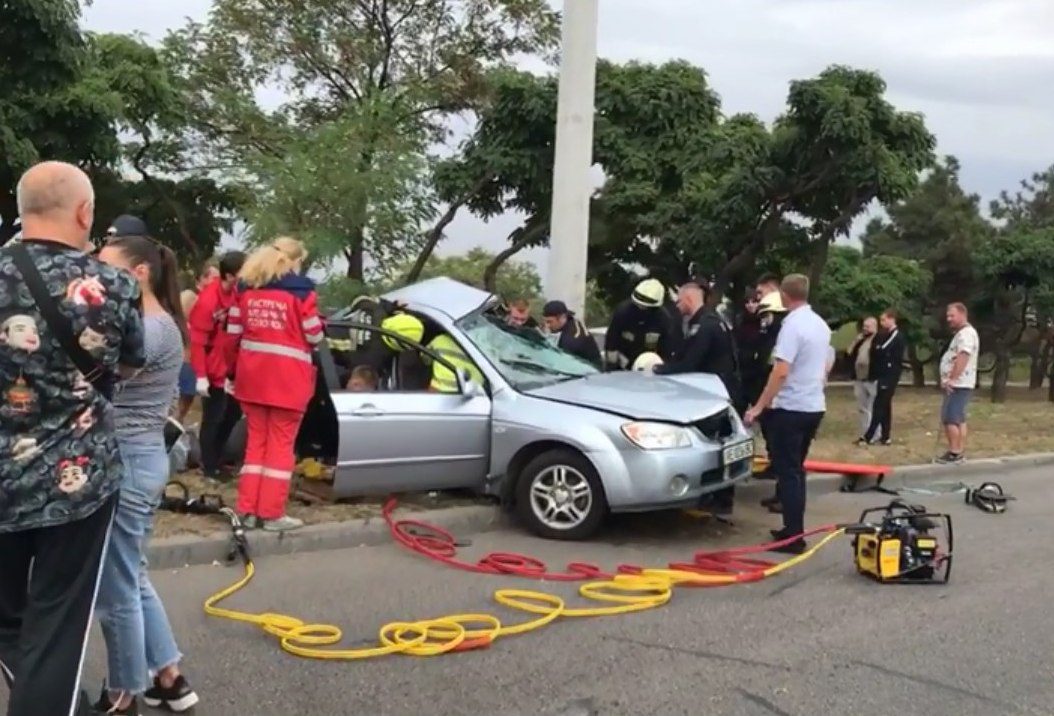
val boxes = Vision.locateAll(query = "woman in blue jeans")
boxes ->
[94,236,199,715]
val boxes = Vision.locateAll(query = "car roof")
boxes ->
[381,277,496,320]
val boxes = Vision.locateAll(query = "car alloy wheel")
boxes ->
[529,465,593,530]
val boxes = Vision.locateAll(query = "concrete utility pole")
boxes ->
[546,0,599,320]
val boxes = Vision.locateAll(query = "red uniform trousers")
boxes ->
[236,402,305,519]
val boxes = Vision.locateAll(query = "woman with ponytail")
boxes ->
[94,235,199,715]
[225,237,322,531]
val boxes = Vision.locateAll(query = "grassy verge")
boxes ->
[808,385,1054,466]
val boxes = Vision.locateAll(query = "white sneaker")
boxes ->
[262,515,304,532]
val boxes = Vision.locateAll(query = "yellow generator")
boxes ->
[847,500,952,584]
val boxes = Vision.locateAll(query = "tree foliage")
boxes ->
[164,0,559,278]
[438,62,936,317]
[812,245,930,331]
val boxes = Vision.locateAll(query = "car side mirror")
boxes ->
[459,369,484,399]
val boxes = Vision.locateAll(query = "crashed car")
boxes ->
[297,277,754,540]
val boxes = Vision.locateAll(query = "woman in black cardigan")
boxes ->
[860,309,906,445]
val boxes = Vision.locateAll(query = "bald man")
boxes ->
[0,162,146,716]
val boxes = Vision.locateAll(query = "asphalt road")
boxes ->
[7,467,1054,716]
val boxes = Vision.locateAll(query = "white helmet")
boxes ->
[632,352,664,372]
[632,279,665,309]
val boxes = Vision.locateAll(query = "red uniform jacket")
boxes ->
[226,274,324,412]
[189,278,240,388]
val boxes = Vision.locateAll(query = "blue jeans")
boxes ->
[96,434,182,693]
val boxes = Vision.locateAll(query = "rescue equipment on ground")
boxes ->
[845,500,952,583]
[964,482,1012,513]
[199,494,957,662]
[631,351,664,372]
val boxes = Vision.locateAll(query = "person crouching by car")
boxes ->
[542,300,602,367]
[225,237,323,532]
[652,281,743,515]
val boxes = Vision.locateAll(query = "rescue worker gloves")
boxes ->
[196,376,210,397]
[632,279,665,309]
[381,313,425,352]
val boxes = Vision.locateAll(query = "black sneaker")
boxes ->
[934,452,965,465]
[143,675,199,713]
[92,689,140,715]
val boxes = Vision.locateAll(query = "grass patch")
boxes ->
[808,385,1054,466]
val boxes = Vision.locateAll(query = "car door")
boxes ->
[331,389,491,495]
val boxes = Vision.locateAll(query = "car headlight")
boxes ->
[621,422,692,450]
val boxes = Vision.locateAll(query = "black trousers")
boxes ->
[200,386,242,476]
[864,383,896,443]
[0,494,117,716]
[767,409,824,538]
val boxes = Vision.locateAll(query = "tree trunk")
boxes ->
[990,341,1011,403]
[0,189,19,247]
[482,221,546,292]
[808,239,830,295]
[1028,337,1046,389]
[404,176,490,284]
[345,238,365,281]
[907,342,926,387]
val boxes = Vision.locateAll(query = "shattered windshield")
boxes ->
[457,312,598,390]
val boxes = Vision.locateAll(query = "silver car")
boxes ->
[309,278,754,540]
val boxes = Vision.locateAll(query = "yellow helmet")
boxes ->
[632,278,665,309]
[380,313,424,351]
[757,291,786,315]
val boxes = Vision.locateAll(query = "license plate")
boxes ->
[722,440,754,465]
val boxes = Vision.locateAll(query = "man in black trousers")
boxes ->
[0,162,145,715]
[860,309,905,446]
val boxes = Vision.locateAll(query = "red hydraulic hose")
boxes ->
[383,498,839,585]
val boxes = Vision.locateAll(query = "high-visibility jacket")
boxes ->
[189,278,240,388]
[425,334,484,393]
[226,274,324,411]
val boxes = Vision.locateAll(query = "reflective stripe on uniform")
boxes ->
[305,331,324,345]
[427,335,483,392]
[327,337,353,351]
[261,468,292,481]
[240,464,263,476]
[302,316,321,331]
[229,307,241,318]
[241,339,313,363]
[228,324,244,335]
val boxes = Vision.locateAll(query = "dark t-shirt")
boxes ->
[0,239,145,533]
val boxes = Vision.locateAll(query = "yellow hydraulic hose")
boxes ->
[203,527,846,660]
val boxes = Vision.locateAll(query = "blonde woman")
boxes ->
[225,238,323,531]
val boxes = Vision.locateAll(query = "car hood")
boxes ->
[525,371,731,423]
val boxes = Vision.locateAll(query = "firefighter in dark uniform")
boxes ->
[542,300,602,367]
[653,280,742,513]
[604,278,674,371]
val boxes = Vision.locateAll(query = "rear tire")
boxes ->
[515,449,606,540]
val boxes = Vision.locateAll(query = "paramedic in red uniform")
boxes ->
[189,251,245,481]
[225,237,322,531]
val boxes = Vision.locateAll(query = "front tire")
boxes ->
[515,449,607,540]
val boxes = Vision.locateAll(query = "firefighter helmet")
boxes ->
[380,313,424,352]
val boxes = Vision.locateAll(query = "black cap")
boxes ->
[107,214,149,237]
[542,300,570,317]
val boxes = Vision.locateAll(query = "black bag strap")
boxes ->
[9,242,112,396]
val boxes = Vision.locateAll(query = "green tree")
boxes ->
[397,247,541,301]
[164,0,559,279]
[0,0,120,240]
[863,156,991,385]
[438,63,934,323]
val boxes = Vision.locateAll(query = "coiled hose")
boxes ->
[204,500,845,660]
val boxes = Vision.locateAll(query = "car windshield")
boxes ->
[457,312,599,390]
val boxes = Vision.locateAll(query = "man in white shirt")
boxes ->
[744,274,831,554]
[936,302,979,464]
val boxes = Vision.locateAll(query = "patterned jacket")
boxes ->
[0,239,144,533]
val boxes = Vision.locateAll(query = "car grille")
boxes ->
[693,409,734,441]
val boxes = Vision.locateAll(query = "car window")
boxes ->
[457,312,598,391]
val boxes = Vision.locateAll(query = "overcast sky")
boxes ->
[82,0,1054,288]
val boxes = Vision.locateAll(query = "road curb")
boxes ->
[738,451,1054,501]
[147,503,503,570]
[149,452,1054,569]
